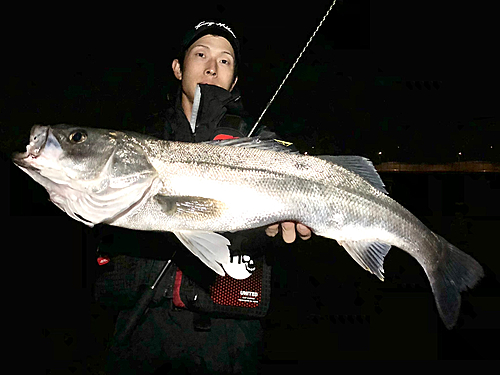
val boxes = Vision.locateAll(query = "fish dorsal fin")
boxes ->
[206,136,296,153]
[338,240,392,281]
[317,155,388,194]
[173,231,230,276]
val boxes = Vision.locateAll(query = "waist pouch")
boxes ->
[173,254,271,319]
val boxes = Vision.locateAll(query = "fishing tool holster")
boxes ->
[172,253,271,330]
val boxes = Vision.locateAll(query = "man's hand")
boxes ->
[265,222,312,243]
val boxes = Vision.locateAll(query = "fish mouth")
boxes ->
[12,125,51,168]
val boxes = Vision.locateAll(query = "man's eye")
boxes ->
[196,52,205,58]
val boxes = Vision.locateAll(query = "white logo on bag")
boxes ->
[239,289,259,303]
[222,254,255,280]
[240,291,258,297]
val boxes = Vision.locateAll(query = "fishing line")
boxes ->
[247,0,338,137]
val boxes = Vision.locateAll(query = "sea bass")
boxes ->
[13,124,484,328]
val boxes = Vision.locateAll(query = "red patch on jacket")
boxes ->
[172,268,186,308]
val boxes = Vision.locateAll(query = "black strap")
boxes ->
[193,312,212,332]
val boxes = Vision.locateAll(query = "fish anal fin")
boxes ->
[339,240,391,281]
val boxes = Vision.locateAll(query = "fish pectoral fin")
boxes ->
[154,195,226,217]
[173,231,230,276]
[338,240,391,281]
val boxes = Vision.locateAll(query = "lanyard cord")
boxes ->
[247,0,338,137]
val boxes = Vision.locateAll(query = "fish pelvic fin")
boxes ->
[338,240,391,281]
[173,231,230,276]
[426,234,484,329]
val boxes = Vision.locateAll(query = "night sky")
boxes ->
[3,1,499,367]
[1,1,498,162]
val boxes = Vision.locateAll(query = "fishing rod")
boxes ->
[247,0,338,137]
[115,252,176,344]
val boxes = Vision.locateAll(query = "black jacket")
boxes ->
[94,84,272,308]
[149,84,253,142]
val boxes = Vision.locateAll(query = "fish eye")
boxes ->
[69,130,88,144]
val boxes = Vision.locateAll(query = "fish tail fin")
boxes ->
[426,234,484,329]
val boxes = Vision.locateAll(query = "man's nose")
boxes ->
[205,60,217,76]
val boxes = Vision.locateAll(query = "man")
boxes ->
[98,21,310,374]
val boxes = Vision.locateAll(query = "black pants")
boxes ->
[106,305,263,374]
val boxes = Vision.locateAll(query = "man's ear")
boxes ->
[172,59,182,81]
[230,76,238,91]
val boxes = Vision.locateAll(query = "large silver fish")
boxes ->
[13,124,484,328]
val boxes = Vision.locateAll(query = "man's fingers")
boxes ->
[265,222,312,242]
[281,222,296,243]
[296,223,312,240]
[265,223,279,237]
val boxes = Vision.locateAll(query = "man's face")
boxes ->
[172,34,238,105]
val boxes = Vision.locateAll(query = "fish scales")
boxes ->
[143,139,339,227]
[98,135,450,276]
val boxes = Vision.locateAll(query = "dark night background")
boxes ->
[2,0,499,370]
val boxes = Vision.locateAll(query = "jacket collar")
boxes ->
[167,84,245,142]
